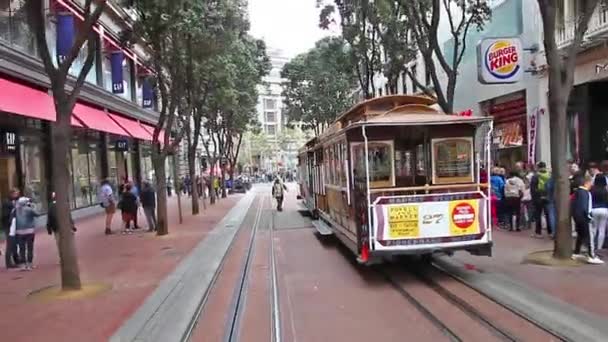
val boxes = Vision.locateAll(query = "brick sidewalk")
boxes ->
[0,194,241,342]
[454,229,608,318]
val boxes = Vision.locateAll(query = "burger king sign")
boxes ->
[477,38,523,84]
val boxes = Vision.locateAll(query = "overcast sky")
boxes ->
[248,0,339,58]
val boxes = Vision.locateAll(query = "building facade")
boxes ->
[536,0,608,166]
[372,0,550,170]
[0,0,169,217]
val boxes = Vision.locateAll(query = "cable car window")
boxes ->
[351,140,395,188]
[431,137,474,184]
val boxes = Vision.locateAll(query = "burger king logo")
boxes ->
[484,40,520,80]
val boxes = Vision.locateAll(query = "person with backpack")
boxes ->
[504,171,525,231]
[140,182,157,232]
[272,177,288,211]
[531,161,553,238]
[118,184,138,234]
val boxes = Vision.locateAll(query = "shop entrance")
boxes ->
[0,156,17,200]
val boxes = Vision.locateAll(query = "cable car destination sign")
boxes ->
[477,37,523,84]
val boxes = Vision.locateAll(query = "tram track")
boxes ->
[379,260,563,342]
[222,195,266,342]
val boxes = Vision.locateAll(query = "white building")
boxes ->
[257,48,289,137]
[255,48,291,172]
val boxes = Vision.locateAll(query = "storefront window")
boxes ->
[432,138,473,184]
[141,144,154,182]
[0,1,37,56]
[69,131,104,208]
[20,133,47,211]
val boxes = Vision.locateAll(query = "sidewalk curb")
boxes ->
[435,256,608,342]
[109,192,256,342]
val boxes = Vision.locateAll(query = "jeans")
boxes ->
[4,233,19,268]
[505,197,521,230]
[275,196,284,211]
[17,233,35,264]
[535,199,553,235]
[144,206,157,231]
[591,207,608,249]
[574,219,596,258]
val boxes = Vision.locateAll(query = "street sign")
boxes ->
[477,37,523,84]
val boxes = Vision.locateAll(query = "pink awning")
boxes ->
[109,114,152,141]
[72,103,128,136]
[141,123,168,145]
[0,78,55,121]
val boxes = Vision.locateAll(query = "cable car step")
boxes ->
[312,220,333,235]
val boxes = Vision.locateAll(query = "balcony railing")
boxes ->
[557,5,608,49]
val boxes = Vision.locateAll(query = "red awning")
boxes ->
[109,114,152,141]
[72,103,128,136]
[142,124,168,145]
[0,78,55,121]
[71,116,84,127]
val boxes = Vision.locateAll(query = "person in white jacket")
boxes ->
[504,171,526,231]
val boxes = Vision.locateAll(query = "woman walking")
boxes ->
[591,175,608,251]
[119,184,138,234]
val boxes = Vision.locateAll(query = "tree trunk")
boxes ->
[53,99,82,290]
[187,146,199,215]
[549,88,572,259]
[221,167,227,198]
[173,153,183,224]
[153,149,169,236]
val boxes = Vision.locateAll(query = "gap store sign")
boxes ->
[477,37,523,84]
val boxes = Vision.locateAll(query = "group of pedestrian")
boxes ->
[99,178,157,235]
[1,189,77,270]
[491,159,608,264]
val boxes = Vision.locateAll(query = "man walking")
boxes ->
[47,192,76,263]
[272,177,287,211]
[99,179,116,235]
[140,182,157,232]
[2,189,20,268]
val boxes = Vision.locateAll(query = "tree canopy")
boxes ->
[281,36,357,136]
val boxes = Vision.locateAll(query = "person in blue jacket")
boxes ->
[490,167,506,228]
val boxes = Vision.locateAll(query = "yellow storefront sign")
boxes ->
[449,200,480,236]
[388,205,419,239]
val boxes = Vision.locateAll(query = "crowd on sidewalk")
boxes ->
[489,159,608,265]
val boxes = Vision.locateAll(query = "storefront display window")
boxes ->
[432,138,473,184]
[141,144,154,182]
[20,133,47,211]
[69,131,104,209]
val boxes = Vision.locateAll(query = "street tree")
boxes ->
[25,0,106,290]
[131,0,192,235]
[318,0,382,99]
[400,0,491,113]
[182,0,247,215]
[281,37,357,136]
[537,0,604,259]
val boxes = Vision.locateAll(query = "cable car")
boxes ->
[297,95,493,263]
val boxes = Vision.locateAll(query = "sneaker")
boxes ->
[105,228,113,235]
[572,253,584,260]
[586,257,605,265]
[532,233,543,239]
